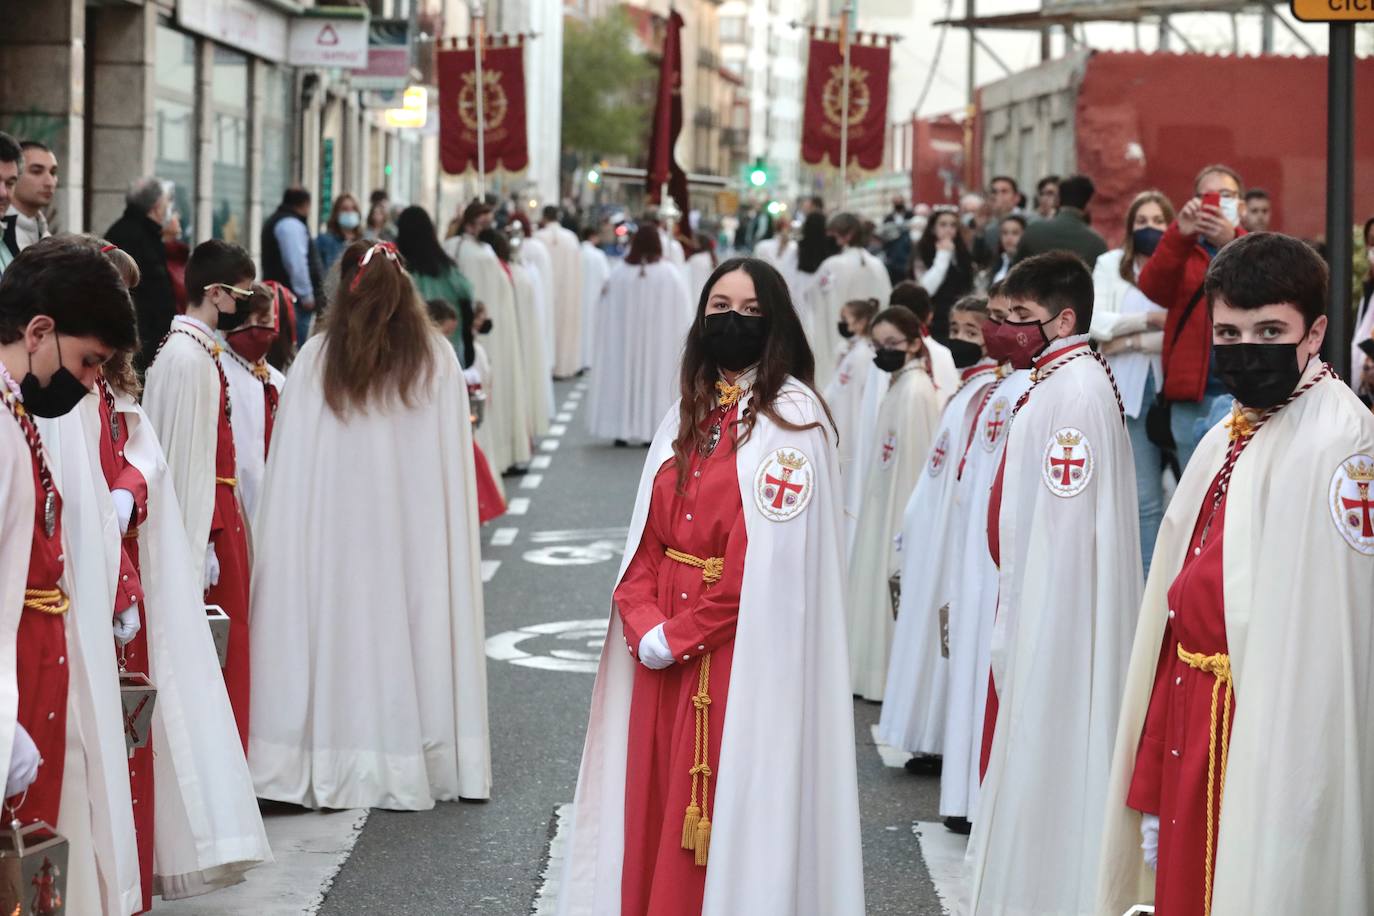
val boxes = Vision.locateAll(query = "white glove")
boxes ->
[6,724,40,797]
[113,605,141,645]
[463,366,483,386]
[204,543,221,591]
[638,623,675,670]
[1140,813,1160,871]
[111,488,135,535]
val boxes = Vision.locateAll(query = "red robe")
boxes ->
[96,389,155,913]
[978,449,1007,781]
[612,402,749,916]
[206,369,252,751]
[1128,468,1233,916]
[8,416,68,832]
[472,442,506,525]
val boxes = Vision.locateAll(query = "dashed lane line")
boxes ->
[507,497,531,515]
[521,474,544,490]
[530,455,552,470]
[540,439,561,452]
[490,527,519,547]
[481,560,502,583]
[548,424,568,436]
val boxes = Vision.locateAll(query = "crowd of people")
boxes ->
[3,113,1374,916]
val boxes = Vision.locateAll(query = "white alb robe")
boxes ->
[845,364,942,701]
[926,336,960,406]
[220,346,284,523]
[586,260,693,443]
[811,247,892,390]
[445,234,532,474]
[557,382,865,915]
[511,261,553,438]
[878,362,999,754]
[579,241,610,370]
[823,337,876,500]
[940,367,1033,822]
[966,339,1141,915]
[249,334,491,809]
[845,361,889,552]
[536,222,585,378]
[1097,363,1374,915]
[520,234,558,374]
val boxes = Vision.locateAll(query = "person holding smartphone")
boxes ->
[1137,164,1248,469]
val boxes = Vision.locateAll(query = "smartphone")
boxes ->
[1201,191,1220,212]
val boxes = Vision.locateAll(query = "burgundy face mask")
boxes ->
[982,317,1051,369]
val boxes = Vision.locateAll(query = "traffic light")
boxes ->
[748,158,768,188]
[587,168,601,185]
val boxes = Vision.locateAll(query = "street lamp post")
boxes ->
[470,1,487,200]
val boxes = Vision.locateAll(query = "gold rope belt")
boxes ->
[23,588,69,615]
[1176,643,1233,916]
[216,476,238,488]
[664,547,725,867]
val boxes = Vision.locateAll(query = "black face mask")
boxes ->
[837,320,855,340]
[872,348,908,373]
[478,318,494,335]
[703,311,765,372]
[20,334,90,418]
[942,337,984,369]
[215,288,250,332]
[1213,342,1304,409]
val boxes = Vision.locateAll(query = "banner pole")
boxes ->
[472,2,487,199]
[838,3,852,210]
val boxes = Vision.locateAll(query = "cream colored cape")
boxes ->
[823,336,876,499]
[556,381,865,915]
[846,365,942,701]
[579,241,610,370]
[535,223,585,378]
[520,234,558,374]
[878,362,998,752]
[219,344,285,523]
[1096,364,1374,915]
[926,337,960,407]
[810,247,892,390]
[249,335,491,808]
[966,344,1141,915]
[511,261,553,438]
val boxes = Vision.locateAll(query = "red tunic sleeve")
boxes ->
[661,507,745,657]
[114,544,145,611]
[614,511,669,656]
[1127,618,1176,815]
[110,462,149,529]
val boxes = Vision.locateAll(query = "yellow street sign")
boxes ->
[1291,0,1374,21]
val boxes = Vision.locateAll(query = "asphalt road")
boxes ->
[317,377,950,915]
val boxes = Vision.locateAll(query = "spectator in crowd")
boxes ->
[396,205,476,368]
[1032,174,1060,221]
[990,213,1026,284]
[0,131,20,276]
[1137,163,1247,468]
[163,207,190,312]
[316,193,363,269]
[105,176,177,370]
[365,189,395,241]
[3,140,57,255]
[261,186,326,342]
[799,194,826,217]
[1242,188,1272,232]
[1090,189,1174,575]
[958,192,991,266]
[982,175,1020,258]
[911,206,974,338]
[1351,216,1374,375]
[884,195,913,225]
[1014,174,1107,267]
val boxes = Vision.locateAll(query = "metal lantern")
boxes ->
[119,670,157,755]
[468,386,487,428]
[887,573,901,620]
[938,604,951,659]
[206,604,230,668]
[0,816,69,915]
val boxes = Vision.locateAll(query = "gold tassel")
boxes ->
[694,816,712,866]
[681,804,701,851]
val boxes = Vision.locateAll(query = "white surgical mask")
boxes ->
[1219,197,1240,226]
[338,211,361,230]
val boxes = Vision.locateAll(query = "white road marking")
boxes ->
[556,412,574,422]
[568,389,584,399]
[481,560,502,583]
[490,527,519,547]
[530,454,552,470]
[523,540,622,567]
[575,381,589,391]
[540,439,561,452]
[521,474,544,490]
[532,804,574,914]
[548,424,568,436]
[157,807,368,915]
[529,526,629,544]
[914,821,967,915]
[871,723,913,768]
[507,497,531,515]
[486,619,608,673]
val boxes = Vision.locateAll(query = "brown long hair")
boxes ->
[1119,190,1175,285]
[320,240,437,416]
[671,257,835,488]
[325,193,362,240]
[88,235,143,395]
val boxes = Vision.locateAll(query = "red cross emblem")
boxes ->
[1042,427,1093,497]
[1342,479,1374,538]
[983,399,1008,449]
[880,432,897,468]
[1050,445,1085,486]
[1332,456,1374,553]
[765,465,805,509]
[929,430,950,476]
[755,448,815,522]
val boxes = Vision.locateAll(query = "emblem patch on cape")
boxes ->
[754,448,815,522]
[928,429,951,477]
[879,432,898,469]
[1042,427,1093,497]
[981,397,1009,452]
[1329,454,1374,555]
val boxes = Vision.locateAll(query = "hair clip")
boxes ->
[350,242,401,291]
[100,244,118,253]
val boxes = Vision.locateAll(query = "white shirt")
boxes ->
[5,205,49,252]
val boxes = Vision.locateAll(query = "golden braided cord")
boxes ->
[1176,643,1233,916]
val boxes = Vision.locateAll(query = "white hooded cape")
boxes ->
[219,345,284,523]
[580,241,610,370]
[536,223,585,378]
[446,235,532,474]
[248,335,491,809]
[926,337,960,405]
[878,363,999,753]
[845,365,942,701]
[966,344,1142,915]
[810,248,892,390]
[112,392,272,899]
[940,368,1033,821]
[1097,365,1374,916]
[37,398,141,915]
[586,260,693,444]
[511,261,553,438]
[520,234,558,373]
[823,337,876,499]
[556,382,865,916]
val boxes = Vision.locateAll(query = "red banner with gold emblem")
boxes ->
[438,36,529,175]
[800,34,891,171]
